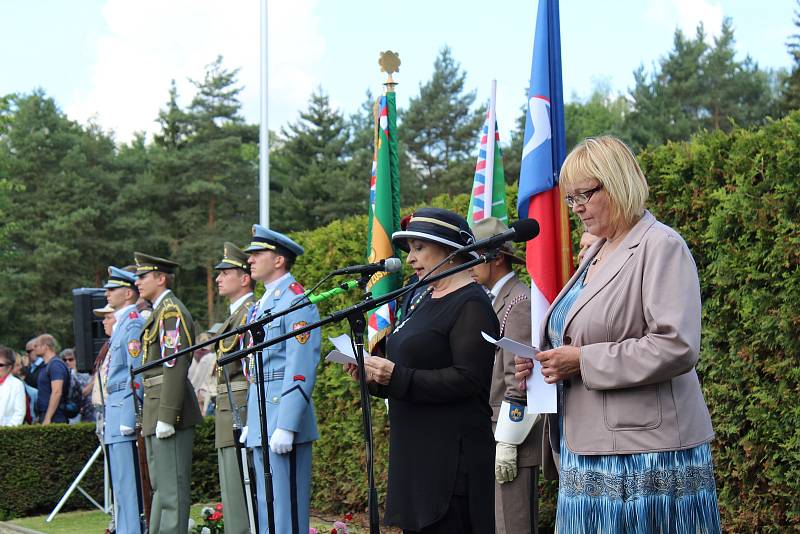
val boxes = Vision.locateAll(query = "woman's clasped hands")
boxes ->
[513,345,582,389]
[345,356,395,386]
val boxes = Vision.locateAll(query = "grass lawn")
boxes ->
[6,506,398,533]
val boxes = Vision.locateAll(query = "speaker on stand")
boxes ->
[72,288,109,373]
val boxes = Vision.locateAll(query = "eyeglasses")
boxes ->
[0,363,10,368]
[565,184,603,208]
[63,358,75,362]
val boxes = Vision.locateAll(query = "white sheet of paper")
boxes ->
[481,331,557,413]
[325,334,370,365]
[325,349,358,365]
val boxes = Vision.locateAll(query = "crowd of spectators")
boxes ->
[0,333,98,427]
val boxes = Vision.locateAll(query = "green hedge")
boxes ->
[637,113,800,532]
[0,419,219,520]
[4,113,798,530]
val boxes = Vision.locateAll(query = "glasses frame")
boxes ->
[565,184,604,208]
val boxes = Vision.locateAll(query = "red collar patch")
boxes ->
[288,282,304,295]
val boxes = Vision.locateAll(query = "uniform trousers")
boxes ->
[145,428,194,534]
[217,446,250,534]
[108,440,142,534]
[252,442,312,534]
[494,465,539,534]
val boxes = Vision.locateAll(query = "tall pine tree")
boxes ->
[401,47,484,200]
[270,88,363,231]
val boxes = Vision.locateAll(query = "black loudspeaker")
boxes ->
[72,288,109,373]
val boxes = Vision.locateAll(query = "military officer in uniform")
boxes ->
[469,217,544,534]
[213,243,256,534]
[134,252,202,534]
[100,266,146,534]
[243,225,321,534]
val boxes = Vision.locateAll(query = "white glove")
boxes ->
[495,442,518,483]
[269,428,295,454]
[239,426,248,444]
[155,420,176,439]
[120,425,135,436]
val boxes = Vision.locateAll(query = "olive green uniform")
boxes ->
[141,290,202,534]
[214,293,256,534]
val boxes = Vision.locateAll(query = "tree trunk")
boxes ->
[207,195,216,323]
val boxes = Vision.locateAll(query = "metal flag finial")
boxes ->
[379,50,400,92]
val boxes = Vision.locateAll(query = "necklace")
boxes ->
[393,286,433,334]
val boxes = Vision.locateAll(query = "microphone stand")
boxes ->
[130,278,361,534]
[132,279,361,376]
[344,274,379,534]
[217,251,500,533]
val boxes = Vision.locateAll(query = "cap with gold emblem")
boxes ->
[243,224,304,258]
[133,252,179,276]
[103,266,138,289]
[214,242,250,272]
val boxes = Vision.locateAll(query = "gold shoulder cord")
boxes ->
[217,311,248,354]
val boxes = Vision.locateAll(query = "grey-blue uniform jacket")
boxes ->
[104,304,145,445]
[246,274,321,447]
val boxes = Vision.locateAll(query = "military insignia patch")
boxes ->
[127,340,142,358]
[293,375,306,382]
[288,282,304,295]
[292,321,310,344]
[128,310,139,320]
[509,403,524,422]
[163,330,179,349]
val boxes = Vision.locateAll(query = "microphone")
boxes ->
[459,219,540,255]
[331,258,403,276]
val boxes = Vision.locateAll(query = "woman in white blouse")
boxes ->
[0,346,26,426]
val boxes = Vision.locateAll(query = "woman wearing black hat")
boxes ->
[358,207,500,533]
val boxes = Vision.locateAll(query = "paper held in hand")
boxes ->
[481,331,557,413]
[324,333,372,365]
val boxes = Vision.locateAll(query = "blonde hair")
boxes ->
[559,136,649,227]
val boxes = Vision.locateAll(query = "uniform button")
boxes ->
[563,335,572,345]
[143,393,147,398]
[272,397,279,403]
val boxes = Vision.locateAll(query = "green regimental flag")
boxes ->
[366,90,402,352]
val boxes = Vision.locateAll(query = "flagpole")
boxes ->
[484,80,497,218]
[259,0,269,227]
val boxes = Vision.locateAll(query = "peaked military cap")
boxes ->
[103,266,138,289]
[244,224,304,258]
[214,242,250,272]
[93,303,115,317]
[471,217,526,265]
[134,252,179,275]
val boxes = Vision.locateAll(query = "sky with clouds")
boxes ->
[1,0,795,144]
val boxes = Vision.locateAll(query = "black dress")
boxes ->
[372,282,500,533]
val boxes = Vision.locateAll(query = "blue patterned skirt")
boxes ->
[557,432,722,534]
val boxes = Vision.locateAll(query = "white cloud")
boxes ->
[66,0,323,143]
[645,0,724,41]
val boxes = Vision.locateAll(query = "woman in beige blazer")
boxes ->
[516,136,721,533]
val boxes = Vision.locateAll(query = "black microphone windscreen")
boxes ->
[511,219,540,242]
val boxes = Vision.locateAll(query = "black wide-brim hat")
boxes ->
[391,207,479,259]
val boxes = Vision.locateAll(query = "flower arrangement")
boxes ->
[309,511,353,534]
[191,503,224,534]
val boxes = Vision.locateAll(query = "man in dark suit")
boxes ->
[470,217,543,534]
